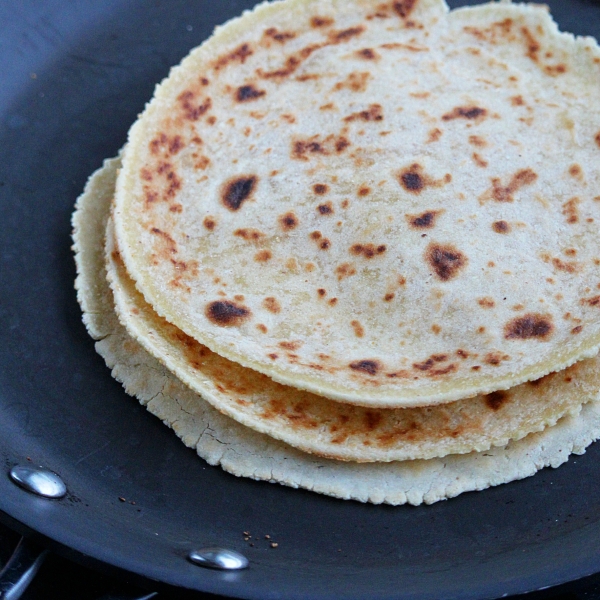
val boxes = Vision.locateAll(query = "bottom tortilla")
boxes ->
[73,156,600,506]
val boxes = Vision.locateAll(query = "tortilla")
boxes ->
[113,0,600,408]
[73,155,600,504]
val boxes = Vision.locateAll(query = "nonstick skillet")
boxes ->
[2,1,600,598]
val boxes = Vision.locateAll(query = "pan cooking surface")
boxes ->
[2,1,600,598]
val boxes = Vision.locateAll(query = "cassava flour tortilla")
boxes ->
[104,156,600,462]
[73,155,600,504]
[113,0,600,408]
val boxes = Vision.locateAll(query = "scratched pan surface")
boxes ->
[2,1,600,598]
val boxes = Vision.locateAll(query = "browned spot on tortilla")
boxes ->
[425,243,468,281]
[569,164,583,179]
[582,295,600,307]
[407,210,442,229]
[595,131,600,149]
[177,90,212,121]
[572,325,583,335]
[236,84,266,102]
[356,186,371,197]
[545,63,567,76]
[431,324,441,334]
[511,95,525,106]
[319,239,331,250]
[442,106,488,122]
[150,227,178,254]
[393,0,418,18]
[214,43,253,71]
[344,104,384,122]
[206,301,251,327]
[363,411,383,431]
[263,27,296,43]
[472,153,488,168]
[492,220,511,234]
[262,297,281,314]
[383,293,394,302]
[356,48,379,60]
[427,128,442,143]
[482,169,538,203]
[350,243,386,259]
[478,297,495,309]
[484,351,509,366]
[504,313,554,340]
[456,349,469,359]
[313,183,329,195]
[292,134,351,160]
[469,135,487,147]
[562,197,580,224]
[334,72,371,93]
[397,163,449,194]
[336,263,356,280]
[552,258,579,274]
[522,27,540,62]
[256,324,268,334]
[485,390,509,411]
[350,360,380,375]
[351,320,365,338]
[329,26,365,43]
[317,288,327,297]
[268,353,278,360]
[310,231,322,240]
[279,340,302,351]
[203,216,216,231]
[328,297,338,306]
[318,202,333,215]
[254,250,272,263]
[234,228,265,242]
[311,16,334,28]
[279,212,298,231]
[221,175,257,211]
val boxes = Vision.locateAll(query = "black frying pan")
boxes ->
[2,1,600,598]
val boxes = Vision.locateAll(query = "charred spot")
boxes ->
[336,137,351,152]
[330,26,365,43]
[485,169,538,203]
[336,262,357,280]
[582,295,600,307]
[492,220,511,234]
[203,216,216,231]
[504,314,554,340]
[407,210,441,229]
[393,0,418,18]
[357,48,378,60]
[320,239,331,250]
[364,411,383,431]
[236,84,266,102]
[318,202,333,215]
[221,175,257,211]
[350,243,386,259]
[572,325,583,335]
[313,183,329,195]
[206,301,251,327]
[478,297,495,309]
[262,297,281,314]
[484,391,509,411]
[442,106,487,121]
[595,131,600,149]
[234,228,265,242]
[263,27,296,43]
[384,293,395,302]
[398,164,428,193]
[311,16,334,28]
[279,212,298,231]
[317,288,327,297]
[344,103,384,122]
[177,90,213,121]
[358,186,371,196]
[426,243,468,281]
[349,360,380,376]
[254,250,272,263]
[413,358,434,371]
[214,43,253,71]
[456,349,469,359]
[484,351,509,366]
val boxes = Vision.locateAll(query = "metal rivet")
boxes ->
[9,466,67,499]
[188,548,249,570]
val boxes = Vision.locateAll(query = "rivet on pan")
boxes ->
[188,548,249,570]
[9,465,67,499]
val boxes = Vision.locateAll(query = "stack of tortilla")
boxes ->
[72,0,600,505]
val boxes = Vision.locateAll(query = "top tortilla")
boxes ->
[114,0,600,408]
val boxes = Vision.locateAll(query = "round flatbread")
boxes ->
[74,155,600,504]
[113,0,600,407]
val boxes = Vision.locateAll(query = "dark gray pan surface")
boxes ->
[2,1,600,598]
